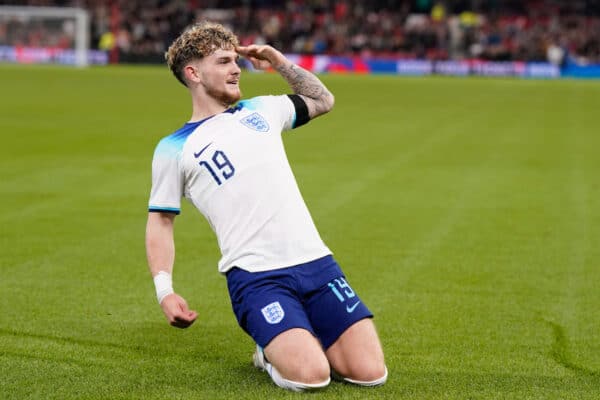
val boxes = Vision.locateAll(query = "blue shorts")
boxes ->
[226,255,373,349]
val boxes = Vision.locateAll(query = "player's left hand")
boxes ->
[160,293,198,329]
[236,45,286,70]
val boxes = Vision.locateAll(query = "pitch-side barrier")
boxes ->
[1,46,598,79]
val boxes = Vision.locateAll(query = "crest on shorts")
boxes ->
[241,112,270,132]
[261,301,285,324]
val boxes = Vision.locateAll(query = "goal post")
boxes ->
[0,6,90,67]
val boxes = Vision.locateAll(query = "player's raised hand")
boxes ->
[160,293,198,328]
[236,45,286,70]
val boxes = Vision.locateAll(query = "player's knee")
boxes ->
[266,330,331,384]
[271,358,331,391]
[359,362,387,383]
[341,360,387,385]
[292,359,331,384]
[361,360,387,381]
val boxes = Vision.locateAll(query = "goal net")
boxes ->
[0,6,101,67]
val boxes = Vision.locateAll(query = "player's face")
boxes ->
[197,48,242,105]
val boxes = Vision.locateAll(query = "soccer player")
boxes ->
[146,21,387,392]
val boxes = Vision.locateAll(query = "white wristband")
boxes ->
[153,271,174,304]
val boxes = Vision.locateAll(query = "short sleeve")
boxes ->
[148,137,184,214]
[277,95,297,131]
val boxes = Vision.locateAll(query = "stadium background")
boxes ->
[1,1,599,400]
[1,0,600,76]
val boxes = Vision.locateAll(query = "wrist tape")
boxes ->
[153,271,174,304]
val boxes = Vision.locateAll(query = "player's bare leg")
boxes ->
[255,328,330,391]
[325,318,387,386]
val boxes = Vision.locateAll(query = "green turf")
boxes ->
[1,64,600,399]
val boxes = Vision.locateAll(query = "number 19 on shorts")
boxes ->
[328,277,363,315]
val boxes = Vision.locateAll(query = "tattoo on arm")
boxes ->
[275,63,334,117]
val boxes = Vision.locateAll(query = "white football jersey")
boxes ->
[149,95,331,273]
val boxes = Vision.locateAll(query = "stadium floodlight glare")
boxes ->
[0,6,89,67]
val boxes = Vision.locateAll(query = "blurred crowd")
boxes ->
[1,0,600,65]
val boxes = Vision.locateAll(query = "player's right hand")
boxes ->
[160,293,198,328]
[236,44,286,70]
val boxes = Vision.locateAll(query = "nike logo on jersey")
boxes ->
[193,142,213,158]
[346,301,361,313]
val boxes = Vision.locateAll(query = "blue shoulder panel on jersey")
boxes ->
[224,103,243,114]
[237,97,261,111]
[155,115,219,157]
[155,121,201,157]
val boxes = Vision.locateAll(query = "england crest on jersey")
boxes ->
[241,112,270,132]
[261,301,285,324]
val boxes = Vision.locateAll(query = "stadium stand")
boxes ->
[1,0,599,65]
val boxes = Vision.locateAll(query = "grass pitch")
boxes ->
[1,65,599,399]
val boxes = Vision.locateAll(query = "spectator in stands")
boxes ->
[2,0,599,64]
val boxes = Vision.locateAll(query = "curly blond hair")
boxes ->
[165,21,239,87]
